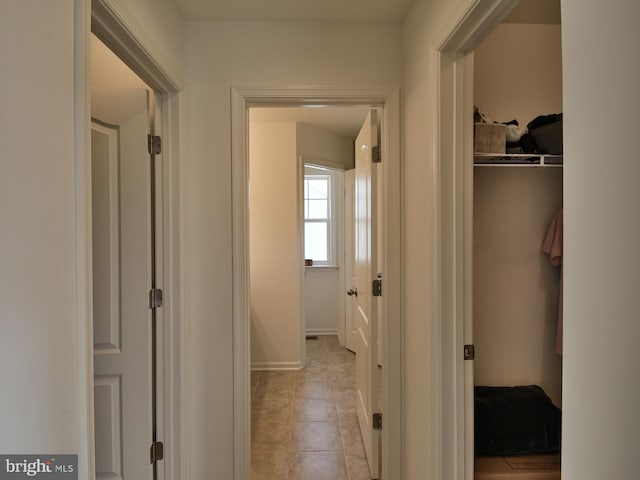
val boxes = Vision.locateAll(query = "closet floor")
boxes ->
[475,454,561,480]
[251,335,373,480]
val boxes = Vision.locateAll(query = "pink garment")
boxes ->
[543,208,563,354]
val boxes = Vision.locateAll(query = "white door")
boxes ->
[92,88,154,480]
[354,110,380,478]
[344,168,357,352]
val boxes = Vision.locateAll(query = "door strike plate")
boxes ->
[464,344,475,360]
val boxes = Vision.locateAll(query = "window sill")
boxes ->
[305,265,339,271]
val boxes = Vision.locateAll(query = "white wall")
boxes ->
[114,0,185,82]
[249,122,302,369]
[474,23,562,125]
[561,0,640,479]
[303,268,341,335]
[184,20,402,479]
[0,0,81,460]
[402,1,450,478]
[0,0,183,477]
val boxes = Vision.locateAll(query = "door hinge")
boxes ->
[464,344,475,360]
[372,145,382,163]
[372,274,382,297]
[148,135,162,155]
[150,441,164,463]
[149,288,163,308]
[373,412,382,430]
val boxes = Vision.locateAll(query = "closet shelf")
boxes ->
[474,153,563,167]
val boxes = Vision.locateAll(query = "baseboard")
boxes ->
[251,361,304,371]
[305,328,339,337]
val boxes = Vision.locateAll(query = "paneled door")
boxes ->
[354,110,380,478]
[91,87,156,480]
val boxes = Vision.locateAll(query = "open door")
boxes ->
[91,87,158,479]
[354,110,381,478]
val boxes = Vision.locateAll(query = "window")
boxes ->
[304,165,339,266]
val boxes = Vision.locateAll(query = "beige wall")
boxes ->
[184,20,402,478]
[474,168,563,405]
[248,120,350,346]
[297,123,354,169]
[474,23,562,125]
[249,122,302,369]
[473,22,564,406]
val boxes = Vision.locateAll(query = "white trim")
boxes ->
[436,1,516,479]
[75,2,95,478]
[154,90,184,480]
[91,0,184,92]
[302,155,347,172]
[231,88,251,480]
[296,154,307,371]
[250,362,305,371]
[436,0,520,54]
[305,328,341,337]
[80,3,184,479]
[176,87,191,480]
[303,165,340,267]
[232,85,403,480]
[90,120,121,354]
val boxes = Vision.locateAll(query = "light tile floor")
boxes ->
[251,335,373,480]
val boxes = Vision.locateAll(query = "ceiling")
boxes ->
[174,0,411,21]
[250,107,371,139]
[175,0,559,24]
[504,0,561,24]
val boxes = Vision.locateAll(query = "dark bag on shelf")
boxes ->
[527,113,563,155]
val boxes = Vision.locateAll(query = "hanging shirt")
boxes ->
[543,208,563,354]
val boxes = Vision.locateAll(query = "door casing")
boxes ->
[231,86,403,480]
[435,1,521,479]
[75,1,184,478]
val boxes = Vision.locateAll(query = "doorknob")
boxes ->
[347,288,358,297]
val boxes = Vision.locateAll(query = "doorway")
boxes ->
[436,0,563,478]
[90,33,162,480]
[231,86,402,480]
[247,105,381,478]
[88,22,183,477]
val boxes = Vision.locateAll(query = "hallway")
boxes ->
[251,335,373,480]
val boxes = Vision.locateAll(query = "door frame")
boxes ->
[434,1,520,479]
[77,1,184,478]
[231,85,403,480]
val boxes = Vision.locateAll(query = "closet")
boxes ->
[471,12,563,480]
